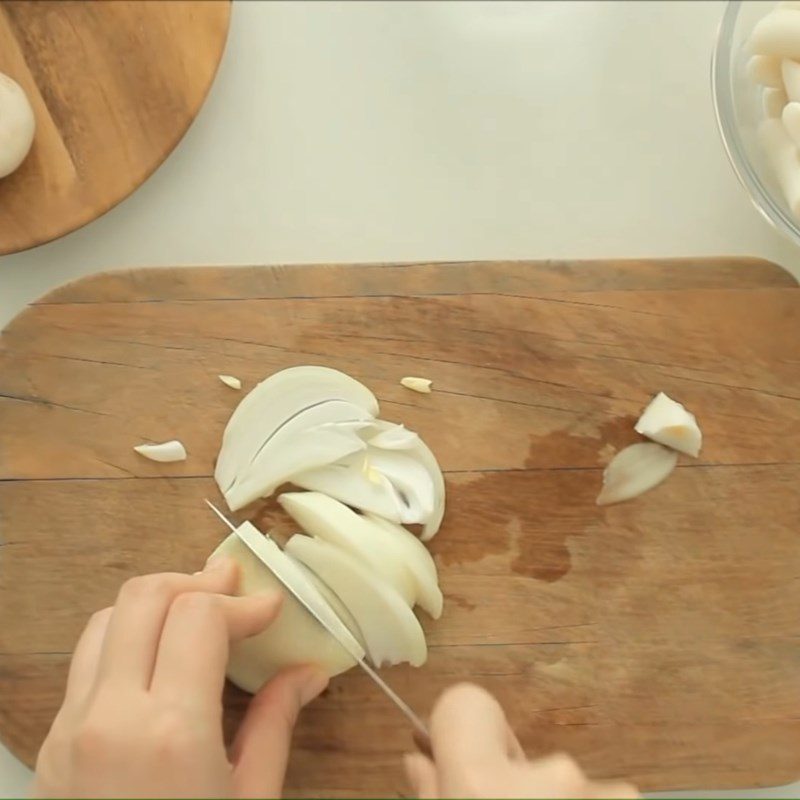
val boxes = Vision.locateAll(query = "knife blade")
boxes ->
[204,499,431,745]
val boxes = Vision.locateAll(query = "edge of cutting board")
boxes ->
[21,256,797,308]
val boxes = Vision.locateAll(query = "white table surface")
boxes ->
[1,1,799,796]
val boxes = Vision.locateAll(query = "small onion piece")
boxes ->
[400,376,432,394]
[218,374,242,390]
[133,440,187,463]
[634,392,702,457]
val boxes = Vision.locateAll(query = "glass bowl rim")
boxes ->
[712,0,800,246]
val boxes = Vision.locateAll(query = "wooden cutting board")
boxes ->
[0,0,231,256]
[1,258,798,795]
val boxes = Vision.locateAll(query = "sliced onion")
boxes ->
[367,448,436,520]
[293,438,445,537]
[294,560,367,649]
[215,366,378,495]
[363,513,443,619]
[292,453,406,522]
[597,443,678,506]
[285,534,427,668]
[367,423,420,450]
[224,402,370,510]
[279,491,416,604]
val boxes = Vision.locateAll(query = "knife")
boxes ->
[204,499,432,748]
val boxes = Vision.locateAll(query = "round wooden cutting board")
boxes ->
[0,0,231,256]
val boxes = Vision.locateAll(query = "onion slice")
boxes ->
[597,443,678,506]
[279,491,418,606]
[285,534,427,668]
[364,513,443,619]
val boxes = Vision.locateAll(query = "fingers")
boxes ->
[96,557,238,689]
[232,665,329,799]
[150,591,283,710]
[404,752,438,799]
[429,683,511,784]
[59,607,113,716]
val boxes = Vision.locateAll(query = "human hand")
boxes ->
[404,683,639,799]
[32,557,329,799]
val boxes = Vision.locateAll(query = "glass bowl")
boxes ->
[712,0,800,246]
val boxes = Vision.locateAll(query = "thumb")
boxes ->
[232,665,329,798]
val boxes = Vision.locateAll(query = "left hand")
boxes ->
[32,556,329,799]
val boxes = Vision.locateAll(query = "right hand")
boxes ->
[404,683,639,799]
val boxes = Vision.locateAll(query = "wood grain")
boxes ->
[0,0,231,256]
[1,259,799,794]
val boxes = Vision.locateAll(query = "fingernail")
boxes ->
[298,667,329,706]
